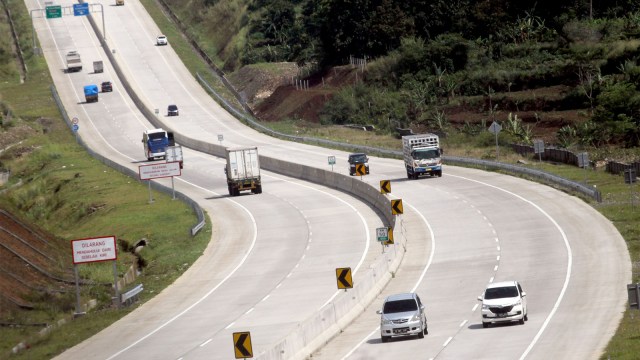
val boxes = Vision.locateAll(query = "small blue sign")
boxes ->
[73,3,89,16]
[72,124,79,132]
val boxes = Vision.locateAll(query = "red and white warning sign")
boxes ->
[71,236,117,264]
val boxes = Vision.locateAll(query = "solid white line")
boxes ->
[105,203,258,360]
[262,294,270,302]
[445,174,572,360]
[224,322,235,330]
[340,202,435,359]
[460,320,468,328]
[245,308,254,315]
[472,304,479,312]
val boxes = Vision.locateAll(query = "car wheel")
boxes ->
[519,317,525,325]
[406,171,412,179]
[381,335,390,343]
[424,326,428,335]
[482,322,489,328]
[418,330,424,339]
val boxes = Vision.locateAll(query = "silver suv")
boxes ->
[377,292,427,343]
[477,280,528,328]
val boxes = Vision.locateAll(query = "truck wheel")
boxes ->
[437,171,442,177]
[406,171,412,179]
[228,185,234,196]
[254,185,262,194]
[147,157,153,161]
[413,173,419,180]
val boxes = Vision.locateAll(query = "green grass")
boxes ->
[0,3,211,358]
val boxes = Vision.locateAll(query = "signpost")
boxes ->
[533,139,544,162]
[73,3,89,16]
[578,152,589,184]
[70,236,119,314]
[328,155,336,171]
[138,162,182,203]
[45,5,62,19]
[488,121,502,161]
[218,134,224,145]
[624,168,637,208]
[233,332,253,358]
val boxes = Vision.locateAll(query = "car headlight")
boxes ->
[514,299,522,306]
[381,318,392,325]
[410,313,420,322]
[482,304,490,310]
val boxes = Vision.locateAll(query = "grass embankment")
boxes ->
[0,1,211,359]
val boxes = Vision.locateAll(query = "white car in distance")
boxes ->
[156,35,168,46]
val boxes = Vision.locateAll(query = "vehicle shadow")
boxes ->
[367,334,422,345]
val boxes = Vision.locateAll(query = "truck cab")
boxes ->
[142,129,169,161]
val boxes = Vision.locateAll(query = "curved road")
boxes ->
[28,0,631,359]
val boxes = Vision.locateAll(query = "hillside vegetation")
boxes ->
[162,0,640,159]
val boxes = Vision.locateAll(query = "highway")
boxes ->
[27,0,632,359]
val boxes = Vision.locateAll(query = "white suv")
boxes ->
[377,292,427,343]
[477,280,527,328]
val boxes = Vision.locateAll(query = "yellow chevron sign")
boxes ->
[391,199,403,215]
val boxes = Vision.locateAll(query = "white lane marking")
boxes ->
[224,322,235,330]
[443,337,453,347]
[341,202,435,359]
[445,174,572,360]
[489,276,494,283]
[494,265,499,271]
[245,308,254,315]
[262,295,270,302]
[472,304,479,312]
[459,320,468,328]
[105,197,258,360]
[199,339,212,347]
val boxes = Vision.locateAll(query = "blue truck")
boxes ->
[84,85,99,103]
[142,128,174,161]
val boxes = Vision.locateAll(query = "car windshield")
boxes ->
[383,299,417,313]
[350,154,366,163]
[412,149,440,160]
[484,286,518,299]
[168,105,177,110]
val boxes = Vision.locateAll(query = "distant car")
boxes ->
[348,153,369,176]
[477,280,528,328]
[377,292,427,343]
[101,81,113,92]
[156,35,168,46]
[167,104,179,116]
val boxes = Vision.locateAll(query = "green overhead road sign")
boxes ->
[46,5,62,19]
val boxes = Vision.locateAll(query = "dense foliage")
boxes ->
[170,0,640,148]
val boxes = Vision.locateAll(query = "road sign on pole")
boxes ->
[336,267,353,290]
[380,180,391,194]
[45,5,62,19]
[73,3,89,16]
[233,332,253,358]
[376,227,388,242]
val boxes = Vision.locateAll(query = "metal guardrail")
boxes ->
[197,71,603,203]
[121,284,143,306]
[49,85,206,236]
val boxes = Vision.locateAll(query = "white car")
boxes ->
[377,292,427,343]
[477,280,527,328]
[156,35,168,46]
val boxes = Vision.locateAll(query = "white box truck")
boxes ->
[66,51,82,72]
[402,134,442,179]
[225,147,261,196]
